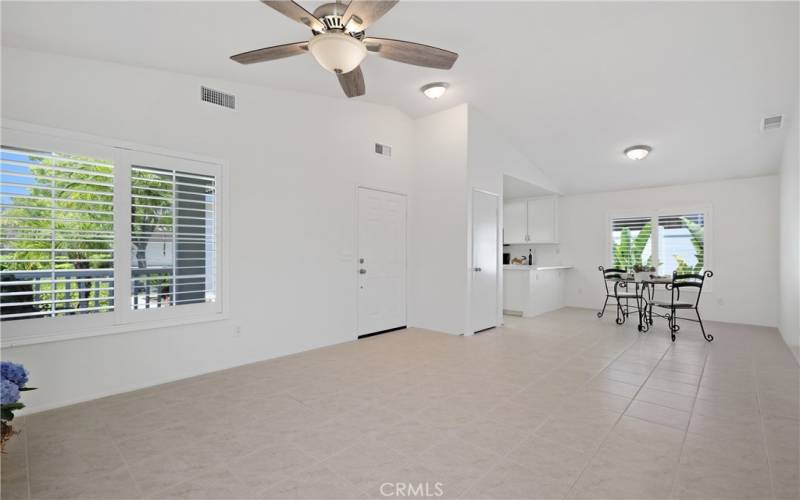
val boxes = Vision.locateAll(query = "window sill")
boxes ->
[1,312,231,348]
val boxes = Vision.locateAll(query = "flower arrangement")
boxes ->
[1,361,36,451]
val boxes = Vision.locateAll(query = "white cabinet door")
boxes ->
[503,199,527,244]
[502,270,528,312]
[527,197,557,243]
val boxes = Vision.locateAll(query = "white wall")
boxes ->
[1,47,416,412]
[408,105,469,335]
[779,113,800,349]
[467,107,560,196]
[467,107,560,330]
[561,176,780,327]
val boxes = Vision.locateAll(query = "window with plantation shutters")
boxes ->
[610,216,653,270]
[0,146,115,321]
[1,124,225,345]
[609,210,708,276]
[130,165,216,310]
[657,213,705,275]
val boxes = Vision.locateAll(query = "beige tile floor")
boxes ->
[2,307,798,499]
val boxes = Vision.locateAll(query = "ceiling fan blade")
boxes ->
[363,37,458,69]
[337,66,366,98]
[261,1,325,31]
[342,0,399,32]
[231,42,308,64]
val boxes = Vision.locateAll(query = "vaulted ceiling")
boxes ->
[2,1,797,193]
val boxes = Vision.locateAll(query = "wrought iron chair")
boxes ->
[650,270,713,342]
[597,266,639,325]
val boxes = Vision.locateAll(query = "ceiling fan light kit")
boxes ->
[231,0,458,98]
[308,32,367,73]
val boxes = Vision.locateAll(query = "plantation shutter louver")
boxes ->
[0,146,115,320]
[130,165,216,310]
[610,216,653,270]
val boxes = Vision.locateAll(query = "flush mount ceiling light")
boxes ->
[308,32,367,74]
[421,82,449,99]
[624,145,652,160]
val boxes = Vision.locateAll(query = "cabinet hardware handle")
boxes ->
[473,267,482,272]
[359,269,367,274]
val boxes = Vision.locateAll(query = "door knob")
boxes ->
[473,267,482,272]
[359,269,367,274]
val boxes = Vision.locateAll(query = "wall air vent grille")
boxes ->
[201,86,236,110]
[375,143,392,157]
[762,115,783,130]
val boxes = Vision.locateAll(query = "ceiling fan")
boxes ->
[231,0,459,98]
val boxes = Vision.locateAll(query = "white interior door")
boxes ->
[471,189,499,332]
[357,187,406,336]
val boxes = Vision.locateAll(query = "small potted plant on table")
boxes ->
[632,263,657,282]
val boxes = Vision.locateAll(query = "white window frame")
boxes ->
[606,205,713,283]
[1,121,229,347]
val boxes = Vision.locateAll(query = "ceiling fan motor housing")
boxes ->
[312,2,365,39]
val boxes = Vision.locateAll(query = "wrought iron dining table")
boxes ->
[610,274,673,333]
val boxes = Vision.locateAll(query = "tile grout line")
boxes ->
[24,419,31,500]
[754,362,778,500]
[103,407,146,500]
[563,335,680,498]
[453,332,640,498]
[413,321,643,498]
[666,343,711,500]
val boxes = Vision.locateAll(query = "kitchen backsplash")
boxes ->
[505,244,562,266]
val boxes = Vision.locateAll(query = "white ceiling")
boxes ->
[2,1,797,193]
[503,175,555,199]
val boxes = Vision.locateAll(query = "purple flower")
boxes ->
[1,362,28,388]
[1,380,20,405]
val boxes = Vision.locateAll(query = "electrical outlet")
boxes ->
[234,326,242,337]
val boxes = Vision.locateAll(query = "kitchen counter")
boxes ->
[504,265,573,271]
[503,265,570,318]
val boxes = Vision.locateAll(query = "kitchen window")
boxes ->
[1,126,224,345]
[609,209,709,276]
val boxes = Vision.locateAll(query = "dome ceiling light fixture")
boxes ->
[624,145,652,160]
[231,0,460,98]
[421,82,449,99]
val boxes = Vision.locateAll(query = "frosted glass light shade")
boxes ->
[624,145,652,160]
[421,82,449,99]
[308,32,367,74]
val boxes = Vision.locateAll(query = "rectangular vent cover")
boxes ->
[375,143,392,157]
[201,86,236,110]
[762,115,782,130]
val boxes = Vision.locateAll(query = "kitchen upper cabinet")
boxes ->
[503,199,527,244]
[503,196,559,244]
[527,196,558,243]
